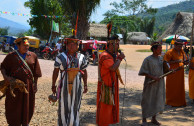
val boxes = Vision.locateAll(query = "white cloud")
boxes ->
[147,0,186,8]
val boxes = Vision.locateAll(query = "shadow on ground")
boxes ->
[80,84,194,126]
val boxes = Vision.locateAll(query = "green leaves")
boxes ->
[24,0,72,39]
[58,0,101,39]
[0,27,9,35]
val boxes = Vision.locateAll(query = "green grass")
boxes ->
[136,49,166,52]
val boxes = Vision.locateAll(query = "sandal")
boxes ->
[151,120,161,125]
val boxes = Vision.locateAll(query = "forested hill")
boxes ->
[153,0,194,34]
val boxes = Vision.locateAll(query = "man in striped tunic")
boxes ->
[51,36,88,126]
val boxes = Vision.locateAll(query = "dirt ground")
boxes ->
[0,45,193,126]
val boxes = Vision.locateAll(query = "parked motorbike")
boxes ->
[41,46,58,60]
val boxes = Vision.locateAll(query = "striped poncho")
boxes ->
[54,52,88,126]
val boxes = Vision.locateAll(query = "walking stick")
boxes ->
[147,64,185,84]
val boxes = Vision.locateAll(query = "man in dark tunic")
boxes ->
[1,37,42,126]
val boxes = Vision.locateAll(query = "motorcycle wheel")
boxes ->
[43,53,50,60]
[52,54,57,60]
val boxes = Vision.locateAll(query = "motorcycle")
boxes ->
[41,46,58,60]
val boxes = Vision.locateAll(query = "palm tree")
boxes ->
[58,0,100,39]
[140,17,155,37]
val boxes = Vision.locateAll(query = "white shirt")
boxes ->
[56,43,62,50]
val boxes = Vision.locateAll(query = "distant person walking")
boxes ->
[56,41,62,50]
[139,42,165,126]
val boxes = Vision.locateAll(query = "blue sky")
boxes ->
[0,0,187,27]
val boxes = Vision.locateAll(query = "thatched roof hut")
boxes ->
[88,23,107,40]
[126,32,148,44]
[158,12,193,41]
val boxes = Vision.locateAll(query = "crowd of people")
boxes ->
[0,35,194,126]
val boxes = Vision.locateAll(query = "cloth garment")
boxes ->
[139,55,165,118]
[56,43,62,50]
[164,48,187,106]
[96,51,119,125]
[1,51,42,126]
[54,52,88,126]
[189,57,194,99]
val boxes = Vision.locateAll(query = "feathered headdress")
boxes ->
[107,21,120,44]
[64,11,80,44]
[107,21,112,39]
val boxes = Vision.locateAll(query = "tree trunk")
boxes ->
[77,15,89,40]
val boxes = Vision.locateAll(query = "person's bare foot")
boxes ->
[151,119,161,125]
[141,122,148,126]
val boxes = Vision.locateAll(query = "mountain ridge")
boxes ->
[0,17,30,35]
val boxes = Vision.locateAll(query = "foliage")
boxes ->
[148,0,194,35]
[16,28,35,37]
[24,0,71,39]
[58,0,100,39]
[101,15,155,37]
[0,27,9,35]
[150,32,159,43]
[102,0,194,37]
[101,0,157,40]
[109,0,157,16]
[140,17,155,37]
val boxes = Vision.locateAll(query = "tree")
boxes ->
[140,17,155,37]
[0,27,9,35]
[58,0,100,39]
[16,28,35,37]
[150,32,159,43]
[24,0,71,39]
[110,0,157,16]
[101,0,157,39]
[103,10,116,19]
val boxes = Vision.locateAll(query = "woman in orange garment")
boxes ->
[164,41,189,107]
[189,52,194,102]
[96,35,125,126]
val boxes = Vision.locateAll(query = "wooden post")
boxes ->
[190,13,194,60]
[166,43,168,52]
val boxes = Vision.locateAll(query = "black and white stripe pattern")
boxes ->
[54,52,88,126]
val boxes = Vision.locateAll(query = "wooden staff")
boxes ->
[148,64,185,84]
